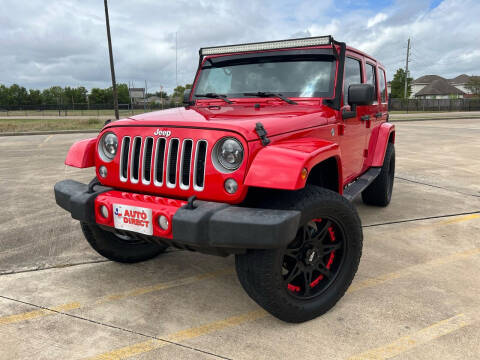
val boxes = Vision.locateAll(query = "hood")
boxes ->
[107,102,336,141]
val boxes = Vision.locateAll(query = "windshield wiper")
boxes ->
[243,92,297,105]
[195,93,233,104]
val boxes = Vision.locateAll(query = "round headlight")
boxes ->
[99,132,118,161]
[213,137,244,172]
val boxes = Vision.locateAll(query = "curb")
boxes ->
[0,129,100,137]
[390,116,480,122]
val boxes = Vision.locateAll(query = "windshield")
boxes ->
[194,54,336,99]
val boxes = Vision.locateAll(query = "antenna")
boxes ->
[104,0,119,120]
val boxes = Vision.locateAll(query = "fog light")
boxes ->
[158,215,169,230]
[224,178,238,194]
[99,165,108,178]
[100,205,109,218]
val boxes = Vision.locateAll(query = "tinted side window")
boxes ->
[344,57,362,105]
[379,69,387,102]
[366,63,377,102]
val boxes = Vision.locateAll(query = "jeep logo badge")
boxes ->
[154,129,171,137]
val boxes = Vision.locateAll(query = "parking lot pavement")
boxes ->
[0,118,479,359]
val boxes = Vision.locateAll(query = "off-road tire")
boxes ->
[362,142,395,207]
[81,222,168,263]
[235,186,363,323]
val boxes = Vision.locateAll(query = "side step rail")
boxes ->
[343,167,381,201]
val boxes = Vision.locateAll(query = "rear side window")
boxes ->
[366,63,377,102]
[344,57,362,105]
[379,68,387,102]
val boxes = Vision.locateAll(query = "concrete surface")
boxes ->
[390,111,480,121]
[0,119,479,359]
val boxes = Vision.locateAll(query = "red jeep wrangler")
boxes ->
[55,36,395,323]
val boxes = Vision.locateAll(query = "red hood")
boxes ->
[106,101,336,141]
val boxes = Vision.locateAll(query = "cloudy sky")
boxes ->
[1,0,479,93]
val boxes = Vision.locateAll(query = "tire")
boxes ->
[81,222,168,263]
[235,186,363,323]
[362,142,395,207]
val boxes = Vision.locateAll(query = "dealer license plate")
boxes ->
[113,204,153,236]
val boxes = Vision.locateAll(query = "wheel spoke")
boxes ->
[285,264,302,283]
[284,247,300,260]
[303,270,313,295]
[321,242,342,256]
[316,263,333,278]
[312,220,331,244]
[303,225,312,242]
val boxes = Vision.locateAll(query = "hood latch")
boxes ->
[255,122,271,146]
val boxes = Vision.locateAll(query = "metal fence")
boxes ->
[389,98,480,112]
[2,99,480,116]
[0,103,182,117]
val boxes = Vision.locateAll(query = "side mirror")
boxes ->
[183,89,192,106]
[348,84,375,106]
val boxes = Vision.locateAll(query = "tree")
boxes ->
[0,85,9,106]
[465,76,480,96]
[27,89,42,105]
[6,84,29,106]
[155,91,169,100]
[171,84,192,103]
[390,68,413,99]
[117,83,130,104]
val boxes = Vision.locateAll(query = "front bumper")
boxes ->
[54,180,301,252]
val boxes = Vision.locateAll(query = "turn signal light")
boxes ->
[301,168,308,180]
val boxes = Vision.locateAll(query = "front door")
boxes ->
[340,56,368,182]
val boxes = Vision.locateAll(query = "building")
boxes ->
[135,95,168,105]
[414,78,465,99]
[410,74,477,99]
[128,88,145,105]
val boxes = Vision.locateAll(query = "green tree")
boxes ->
[465,76,480,96]
[154,91,169,100]
[390,68,413,99]
[0,85,8,106]
[89,88,109,105]
[27,89,42,105]
[6,84,29,106]
[117,83,130,104]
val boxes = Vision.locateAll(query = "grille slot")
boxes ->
[154,138,167,185]
[180,140,193,189]
[120,137,130,181]
[142,137,153,184]
[194,140,207,190]
[167,139,180,188]
[130,137,142,183]
[119,136,207,192]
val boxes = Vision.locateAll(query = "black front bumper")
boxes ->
[54,180,301,251]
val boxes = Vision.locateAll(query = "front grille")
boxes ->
[120,136,207,191]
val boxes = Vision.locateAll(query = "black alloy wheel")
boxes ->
[283,218,346,299]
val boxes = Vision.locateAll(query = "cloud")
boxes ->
[367,13,388,28]
[0,0,478,93]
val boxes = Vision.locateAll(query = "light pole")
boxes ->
[104,0,119,120]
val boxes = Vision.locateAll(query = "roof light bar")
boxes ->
[200,36,332,56]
